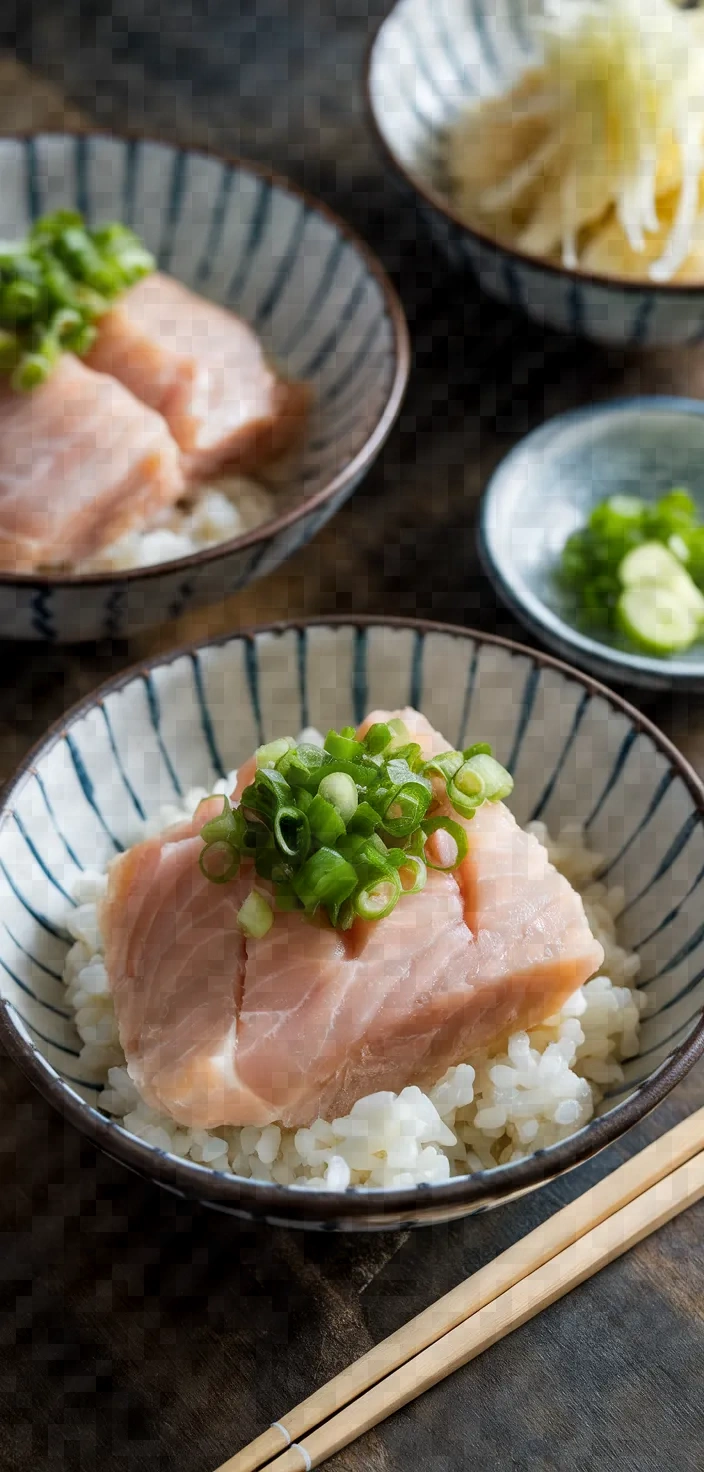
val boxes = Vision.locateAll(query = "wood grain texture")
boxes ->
[0,16,702,1472]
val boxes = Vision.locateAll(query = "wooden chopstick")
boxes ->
[258,1145,704,1472]
[218,1108,704,1472]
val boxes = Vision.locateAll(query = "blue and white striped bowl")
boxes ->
[366,0,704,347]
[0,618,702,1230]
[0,134,408,642]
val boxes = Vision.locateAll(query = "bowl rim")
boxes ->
[0,128,411,590]
[479,395,704,686]
[364,1,704,301]
[1,614,703,1225]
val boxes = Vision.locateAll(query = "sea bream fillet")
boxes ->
[85,272,312,479]
[101,710,604,1130]
[0,354,185,573]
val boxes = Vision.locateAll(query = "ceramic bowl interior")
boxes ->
[479,397,704,691]
[1,619,703,1229]
[0,134,408,640]
[367,0,704,346]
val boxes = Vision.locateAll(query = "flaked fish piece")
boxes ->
[85,272,311,479]
[102,711,603,1130]
[101,800,271,1129]
[0,354,185,573]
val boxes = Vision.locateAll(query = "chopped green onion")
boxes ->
[447,775,483,819]
[346,800,382,836]
[0,209,155,390]
[307,794,346,845]
[386,717,410,750]
[199,794,245,848]
[336,833,391,875]
[363,722,392,755]
[197,720,514,933]
[421,817,469,871]
[273,805,310,862]
[255,767,293,804]
[11,353,52,391]
[462,753,514,802]
[463,742,493,760]
[340,726,357,739]
[556,485,704,655]
[0,279,42,321]
[237,890,274,939]
[312,755,380,790]
[354,871,402,921]
[397,854,428,894]
[199,840,240,884]
[379,779,432,837]
[277,743,331,788]
[0,330,19,373]
[256,737,296,769]
[422,750,464,782]
[293,848,359,913]
[324,730,365,762]
[318,771,358,823]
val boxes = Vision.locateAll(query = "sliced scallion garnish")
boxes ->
[197,722,514,931]
[237,890,274,939]
[0,209,155,390]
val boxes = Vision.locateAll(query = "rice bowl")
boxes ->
[1,617,702,1231]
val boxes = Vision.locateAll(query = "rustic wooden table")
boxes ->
[1,10,703,1469]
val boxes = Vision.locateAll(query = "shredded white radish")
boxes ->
[451,0,704,281]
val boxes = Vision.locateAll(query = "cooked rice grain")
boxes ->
[61,778,645,1190]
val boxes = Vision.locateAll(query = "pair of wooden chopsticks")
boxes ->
[217,1108,704,1472]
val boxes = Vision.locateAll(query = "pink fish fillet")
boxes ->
[101,712,604,1130]
[85,272,312,479]
[0,353,185,573]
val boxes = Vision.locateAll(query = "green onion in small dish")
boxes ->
[558,489,704,657]
[479,397,704,692]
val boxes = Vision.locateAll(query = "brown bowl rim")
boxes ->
[0,129,410,589]
[363,3,704,301]
[0,615,703,1226]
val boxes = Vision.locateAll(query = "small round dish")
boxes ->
[0,133,409,642]
[479,397,704,692]
[1,616,703,1230]
[366,0,704,346]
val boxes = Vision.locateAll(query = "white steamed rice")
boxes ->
[79,473,274,573]
[61,747,645,1192]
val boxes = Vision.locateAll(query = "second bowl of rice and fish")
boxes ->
[1,618,702,1230]
[0,133,408,641]
[367,0,704,345]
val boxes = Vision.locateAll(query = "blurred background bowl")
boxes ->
[366,0,704,348]
[0,132,409,642]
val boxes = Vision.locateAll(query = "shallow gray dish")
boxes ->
[479,398,704,692]
[0,616,703,1230]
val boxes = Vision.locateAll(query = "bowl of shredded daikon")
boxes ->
[367,0,704,345]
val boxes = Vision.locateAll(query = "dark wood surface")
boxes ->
[0,12,703,1469]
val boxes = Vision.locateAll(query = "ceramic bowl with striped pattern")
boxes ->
[366,0,704,347]
[0,134,408,642]
[0,618,702,1231]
